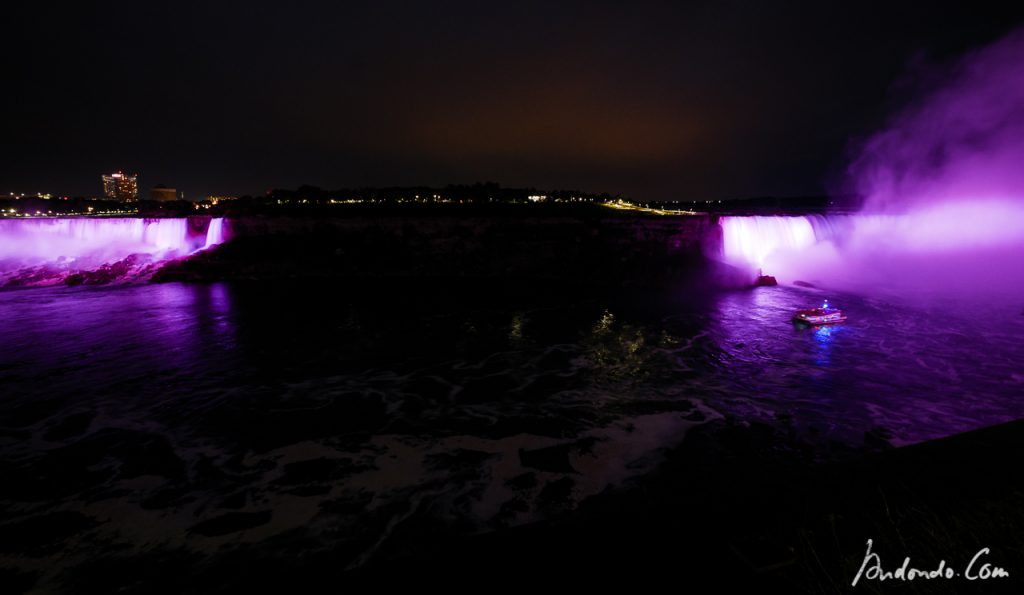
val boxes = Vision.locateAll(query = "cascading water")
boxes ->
[719,207,1024,296]
[719,215,845,282]
[0,217,228,287]
[721,216,816,270]
[202,218,225,249]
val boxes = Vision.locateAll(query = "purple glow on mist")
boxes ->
[848,28,1024,214]
[723,29,1024,298]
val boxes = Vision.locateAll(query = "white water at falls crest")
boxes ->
[722,216,815,269]
[719,215,843,278]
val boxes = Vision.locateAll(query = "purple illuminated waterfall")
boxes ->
[719,206,1024,296]
[720,215,838,272]
[720,28,1024,297]
[718,214,859,289]
[0,217,227,287]
[202,217,225,249]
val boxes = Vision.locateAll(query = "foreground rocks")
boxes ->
[348,418,1024,592]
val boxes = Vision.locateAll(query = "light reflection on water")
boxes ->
[699,285,1024,446]
[0,283,239,404]
[811,324,838,367]
[2,281,1022,446]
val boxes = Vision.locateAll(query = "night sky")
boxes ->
[5,1,1024,201]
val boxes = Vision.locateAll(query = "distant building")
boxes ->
[150,185,178,201]
[101,172,138,201]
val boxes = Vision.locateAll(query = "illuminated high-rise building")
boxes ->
[101,172,138,201]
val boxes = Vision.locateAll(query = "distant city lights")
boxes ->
[602,199,700,216]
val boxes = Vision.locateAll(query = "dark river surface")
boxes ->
[1,279,1022,589]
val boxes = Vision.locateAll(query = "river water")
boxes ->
[1,279,1022,589]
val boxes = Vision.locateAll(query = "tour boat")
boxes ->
[793,300,847,326]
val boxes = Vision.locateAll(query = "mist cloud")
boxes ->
[847,27,1024,213]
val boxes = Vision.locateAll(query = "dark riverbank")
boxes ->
[153,212,726,287]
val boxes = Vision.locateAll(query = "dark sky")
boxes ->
[5,1,1024,201]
